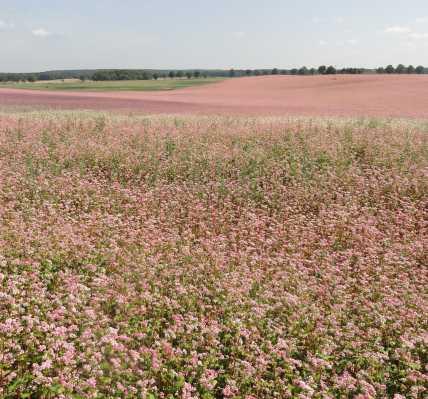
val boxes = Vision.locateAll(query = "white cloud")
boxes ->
[32,28,51,37]
[333,39,359,47]
[404,41,417,49]
[0,20,14,30]
[334,17,345,24]
[416,17,428,23]
[232,31,245,39]
[384,26,411,34]
[312,16,322,24]
[381,25,428,45]
[408,32,428,40]
[318,40,328,46]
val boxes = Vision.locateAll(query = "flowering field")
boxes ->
[0,112,427,398]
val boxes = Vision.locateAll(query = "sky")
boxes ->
[1,0,428,72]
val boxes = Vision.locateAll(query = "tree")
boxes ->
[271,68,279,75]
[385,65,395,74]
[396,64,406,74]
[318,65,327,75]
[376,67,385,74]
[176,71,184,78]
[415,65,425,74]
[153,73,159,80]
[326,65,337,75]
[38,72,51,81]
[229,69,236,77]
[27,75,36,82]
[186,72,192,79]
[298,66,308,75]
[254,70,261,76]
[309,68,316,75]
[290,68,298,75]
[93,71,111,81]
[193,71,201,78]
[406,65,415,74]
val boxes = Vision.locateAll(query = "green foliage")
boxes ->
[318,65,327,75]
[2,78,224,92]
[326,65,337,75]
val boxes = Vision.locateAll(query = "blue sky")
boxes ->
[1,0,428,72]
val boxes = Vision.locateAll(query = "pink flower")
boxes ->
[87,377,97,388]
[223,384,238,398]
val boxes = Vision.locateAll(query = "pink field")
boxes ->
[1,113,427,398]
[2,75,428,117]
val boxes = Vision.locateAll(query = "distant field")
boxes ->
[0,77,224,92]
[1,75,428,118]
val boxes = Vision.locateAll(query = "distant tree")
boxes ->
[80,75,87,82]
[153,73,159,80]
[376,67,385,74]
[93,71,111,81]
[186,72,192,79]
[254,70,261,76]
[168,71,176,79]
[176,71,184,78]
[38,72,51,81]
[385,65,395,74]
[396,64,406,74]
[415,65,425,74]
[342,67,363,75]
[280,69,288,75]
[193,71,201,78]
[318,65,327,75]
[271,68,279,75]
[245,69,252,76]
[309,68,316,75]
[229,69,236,77]
[290,68,298,75]
[406,65,415,74]
[27,75,36,82]
[326,65,337,75]
[298,66,308,75]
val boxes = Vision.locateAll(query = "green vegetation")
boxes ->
[0,69,232,83]
[0,78,224,92]
[378,64,426,74]
[0,64,427,85]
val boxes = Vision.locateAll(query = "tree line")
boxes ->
[91,70,210,81]
[0,69,229,83]
[235,66,365,76]
[233,64,427,76]
[376,64,425,74]
[0,65,426,83]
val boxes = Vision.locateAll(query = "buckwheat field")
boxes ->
[0,112,427,399]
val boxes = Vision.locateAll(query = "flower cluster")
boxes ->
[0,112,427,398]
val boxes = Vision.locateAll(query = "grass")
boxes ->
[0,78,225,92]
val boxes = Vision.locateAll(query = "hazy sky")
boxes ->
[1,0,428,72]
